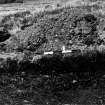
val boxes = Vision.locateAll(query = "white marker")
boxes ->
[62,45,66,51]
[44,51,53,55]
[62,45,72,53]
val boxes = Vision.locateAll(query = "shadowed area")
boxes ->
[0,31,11,42]
[0,0,23,3]
[0,51,105,104]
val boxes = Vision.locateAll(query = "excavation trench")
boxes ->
[2,51,104,73]
[0,51,105,91]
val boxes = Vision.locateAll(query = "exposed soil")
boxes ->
[0,52,104,104]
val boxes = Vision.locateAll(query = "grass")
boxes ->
[0,10,34,33]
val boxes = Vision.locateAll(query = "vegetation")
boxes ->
[1,4,105,53]
[0,10,34,34]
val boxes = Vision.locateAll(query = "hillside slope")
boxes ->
[0,1,105,105]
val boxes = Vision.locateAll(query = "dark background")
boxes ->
[0,0,23,3]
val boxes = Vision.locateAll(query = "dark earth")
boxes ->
[0,52,105,105]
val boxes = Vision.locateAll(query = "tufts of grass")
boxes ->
[0,10,34,34]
